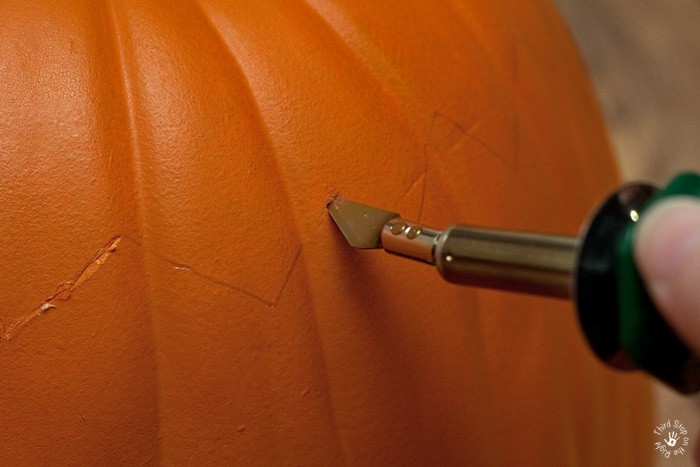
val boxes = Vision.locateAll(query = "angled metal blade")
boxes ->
[327,198,398,249]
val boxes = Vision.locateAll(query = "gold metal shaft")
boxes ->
[381,218,578,298]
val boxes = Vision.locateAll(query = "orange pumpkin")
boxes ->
[0,1,652,465]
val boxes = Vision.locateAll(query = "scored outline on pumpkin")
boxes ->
[0,236,302,343]
[415,110,516,222]
[401,110,518,224]
[121,235,303,308]
[426,111,516,172]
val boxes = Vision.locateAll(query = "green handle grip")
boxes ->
[616,172,700,393]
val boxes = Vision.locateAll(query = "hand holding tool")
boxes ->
[327,172,700,393]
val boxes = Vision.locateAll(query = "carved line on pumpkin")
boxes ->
[0,236,302,343]
[0,236,122,343]
[119,235,302,308]
[400,110,518,223]
[416,110,516,221]
[427,111,515,171]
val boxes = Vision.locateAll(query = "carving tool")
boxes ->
[327,172,700,393]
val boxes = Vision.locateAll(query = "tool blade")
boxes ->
[327,198,398,249]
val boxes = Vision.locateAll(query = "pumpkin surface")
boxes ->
[0,1,652,465]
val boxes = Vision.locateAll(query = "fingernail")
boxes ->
[634,198,700,307]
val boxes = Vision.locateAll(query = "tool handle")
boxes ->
[616,172,700,393]
[434,226,578,298]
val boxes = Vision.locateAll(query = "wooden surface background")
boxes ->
[554,1,700,465]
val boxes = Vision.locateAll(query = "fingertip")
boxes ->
[634,197,700,356]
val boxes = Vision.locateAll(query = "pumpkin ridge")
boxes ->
[278,257,352,465]
[105,2,149,245]
[296,0,431,201]
[443,0,519,83]
[190,5,350,459]
[298,0,424,130]
[197,2,429,222]
[187,2,304,305]
[104,2,163,461]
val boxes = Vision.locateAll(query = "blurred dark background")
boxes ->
[555,0,700,182]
